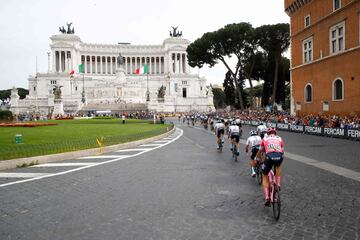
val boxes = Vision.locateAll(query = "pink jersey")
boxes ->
[261,135,284,154]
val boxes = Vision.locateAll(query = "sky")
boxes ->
[0,0,289,90]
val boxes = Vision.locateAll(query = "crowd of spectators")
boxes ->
[235,110,360,130]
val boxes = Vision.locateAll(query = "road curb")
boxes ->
[0,127,176,171]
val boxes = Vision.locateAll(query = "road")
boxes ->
[0,122,359,240]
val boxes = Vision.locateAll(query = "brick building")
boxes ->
[285,0,360,116]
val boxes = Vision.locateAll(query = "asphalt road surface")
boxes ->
[0,122,359,240]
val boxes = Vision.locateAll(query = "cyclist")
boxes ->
[257,122,267,139]
[228,121,240,157]
[257,127,284,206]
[214,119,225,150]
[235,118,243,137]
[245,130,262,177]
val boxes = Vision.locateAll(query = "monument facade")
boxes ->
[11,25,214,114]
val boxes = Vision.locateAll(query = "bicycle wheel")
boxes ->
[272,184,281,221]
[233,144,237,161]
[256,164,263,185]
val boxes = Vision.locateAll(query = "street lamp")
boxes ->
[81,72,85,103]
[146,73,150,102]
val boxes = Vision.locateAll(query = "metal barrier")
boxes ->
[240,120,360,141]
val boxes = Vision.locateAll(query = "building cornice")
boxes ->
[290,45,360,71]
[285,0,312,16]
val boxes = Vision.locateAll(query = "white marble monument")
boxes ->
[11,25,214,114]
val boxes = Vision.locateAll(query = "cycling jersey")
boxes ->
[257,125,267,134]
[229,125,240,135]
[246,135,262,148]
[260,134,284,175]
[214,122,225,130]
[260,135,284,154]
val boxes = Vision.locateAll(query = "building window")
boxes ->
[182,88,187,98]
[303,37,313,63]
[304,15,310,28]
[333,78,344,101]
[50,80,57,85]
[75,86,78,91]
[330,22,345,54]
[304,84,312,102]
[333,0,341,11]
[33,87,36,92]
[182,81,188,85]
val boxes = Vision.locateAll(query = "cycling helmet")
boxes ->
[267,127,276,135]
[230,121,237,126]
[250,130,257,136]
[258,122,264,126]
[216,119,222,123]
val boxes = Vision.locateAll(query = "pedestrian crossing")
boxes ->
[0,128,183,187]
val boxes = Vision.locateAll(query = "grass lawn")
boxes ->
[0,119,171,160]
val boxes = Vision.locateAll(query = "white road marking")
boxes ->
[115,148,149,152]
[192,125,360,182]
[79,155,126,159]
[0,128,183,188]
[285,152,360,182]
[140,144,163,147]
[30,163,95,167]
[0,173,50,178]
[153,140,169,143]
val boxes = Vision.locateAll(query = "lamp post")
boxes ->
[146,73,150,102]
[81,72,85,104]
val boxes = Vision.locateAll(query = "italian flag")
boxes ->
[135,64,148,74]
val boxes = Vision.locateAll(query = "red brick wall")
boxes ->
[292,49,360,115]
[286,0,360,116]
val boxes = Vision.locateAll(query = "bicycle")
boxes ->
[268,166,281,221]
[231,140,238,162]
[217,135,224,153]
[254,156,262,185]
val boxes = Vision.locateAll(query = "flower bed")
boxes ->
[0,122,58,127]
[55,116,74,120]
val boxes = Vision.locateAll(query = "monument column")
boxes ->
[105,56,108,74]
[84,55,88,74]
[110,56,113,74]
[175,53,179,74]
[90,55,93,74]
[100,56,103,74]
[59,51,63,72]
[130,57,133,74]
[148,57,151,74]
[125,57,128,74]
[179,54,183,74]
[95,55,98,74]
[52,51,56,73]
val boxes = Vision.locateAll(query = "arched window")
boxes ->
[304,83,312,102]
[333,78,344,100]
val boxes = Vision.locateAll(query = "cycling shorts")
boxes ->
[216,128,225,138]
[251,145,260,160]
[260,132,266,139]
[230,133,240,143]
[262,152,283,175]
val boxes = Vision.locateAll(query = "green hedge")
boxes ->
[0,110,13,121]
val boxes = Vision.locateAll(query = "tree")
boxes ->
[256,23,290,106]
[0,88,29,100]
[187,22,257,110]
[212,87,226,109]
